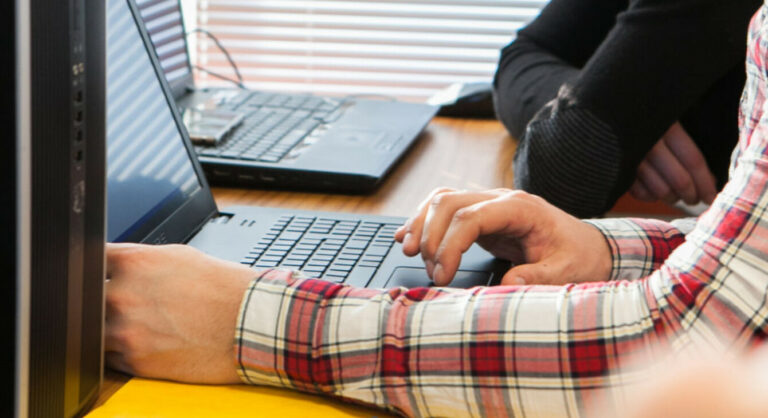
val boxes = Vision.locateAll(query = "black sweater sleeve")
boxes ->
[493,0,628,139]
[494,0,759,217]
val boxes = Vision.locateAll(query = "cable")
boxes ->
[192,65,244,88]
[186,28,246,89]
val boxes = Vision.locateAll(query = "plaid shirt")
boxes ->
[234,6,768,417]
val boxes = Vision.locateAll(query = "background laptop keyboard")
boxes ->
[238,215,399,285]
[195,92,341,163]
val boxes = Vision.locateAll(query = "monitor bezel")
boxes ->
[115,0,218,245]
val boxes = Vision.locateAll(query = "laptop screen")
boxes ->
[134,0,192,89]
[106,0,203,242]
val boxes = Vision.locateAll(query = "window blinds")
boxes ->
[195,0,548,102]
[136,0,192,85]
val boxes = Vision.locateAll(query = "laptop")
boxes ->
[107,0,508,289]
[131,0,438,194]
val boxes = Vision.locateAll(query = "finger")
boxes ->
[646,139,697,204]
[104,326,121,352]
[105,242,143,279]
[105,351,134,375]
[663,123,718,203]
[399,187,457,256]
[419,191,505,277]
[501,265,542,286]
[629,180,654,202]
[432,194,537,286]
[636,160,676,204]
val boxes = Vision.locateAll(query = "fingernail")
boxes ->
[512,276,526,286]
[425,260,435,278]
[404,233,412,245]
[433,264,445,286]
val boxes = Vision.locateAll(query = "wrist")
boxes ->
[582,221,613,282]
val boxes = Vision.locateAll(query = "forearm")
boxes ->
[234,271,668,417]
[511,0,757,216]
[493,35,579,139]
[492,0,621,140]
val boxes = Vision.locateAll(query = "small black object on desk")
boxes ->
[429,81,497,119]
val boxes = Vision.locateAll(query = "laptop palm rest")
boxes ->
[386,267,492,289]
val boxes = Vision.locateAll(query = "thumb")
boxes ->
[501,263,548,286]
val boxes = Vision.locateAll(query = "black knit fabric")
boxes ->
[494,0,760,216]
[515,88,621,217]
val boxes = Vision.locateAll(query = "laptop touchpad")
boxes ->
[386,267,492,289]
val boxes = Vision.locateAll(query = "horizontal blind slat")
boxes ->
[197,0,548,101]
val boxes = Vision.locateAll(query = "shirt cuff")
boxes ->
[584,218,686,281]
[233,268,307,387]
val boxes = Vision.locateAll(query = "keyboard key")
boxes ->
[303,268,325,276]
[260,256,284,263]
[346,240,369,249]
[341,248,363,256]
[364,245,390,257]
[328,264,353,273]
[322,274,346,283]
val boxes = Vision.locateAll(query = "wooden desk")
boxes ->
[94,117,515,409]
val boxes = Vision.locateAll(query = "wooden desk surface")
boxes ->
[94,117,515,409]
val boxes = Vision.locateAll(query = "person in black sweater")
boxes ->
[494,0,760,217]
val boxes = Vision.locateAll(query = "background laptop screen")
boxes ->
[134,0,191,86]
[107,0,201,242]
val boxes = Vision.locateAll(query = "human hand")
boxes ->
[105,243,254,384]
[630,122,717,205]
[394,188,612,287]
[609,348,768,418]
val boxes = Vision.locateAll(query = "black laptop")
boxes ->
[107,0,508,289]
[131,0,437,193]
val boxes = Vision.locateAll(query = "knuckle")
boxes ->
[114,327,142,355]
[453,207,475,223]
[106,290,135,315]
[434,186,456,194]
[420,237,436,257]
[505,189,541,204]
[670,176,692,193]
[429,194,447,208]
[430,191,459,209]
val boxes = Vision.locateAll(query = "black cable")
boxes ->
[186,28,246,89]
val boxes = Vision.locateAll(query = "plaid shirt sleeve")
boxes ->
[584,218,687,281]
[233,7,768,417]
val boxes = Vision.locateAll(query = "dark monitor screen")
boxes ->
[106,0,202,242]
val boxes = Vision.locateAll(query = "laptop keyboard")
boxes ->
[239,215,400,285]
[195,92,341,163]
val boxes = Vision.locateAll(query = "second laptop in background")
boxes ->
[134,0,437,193]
